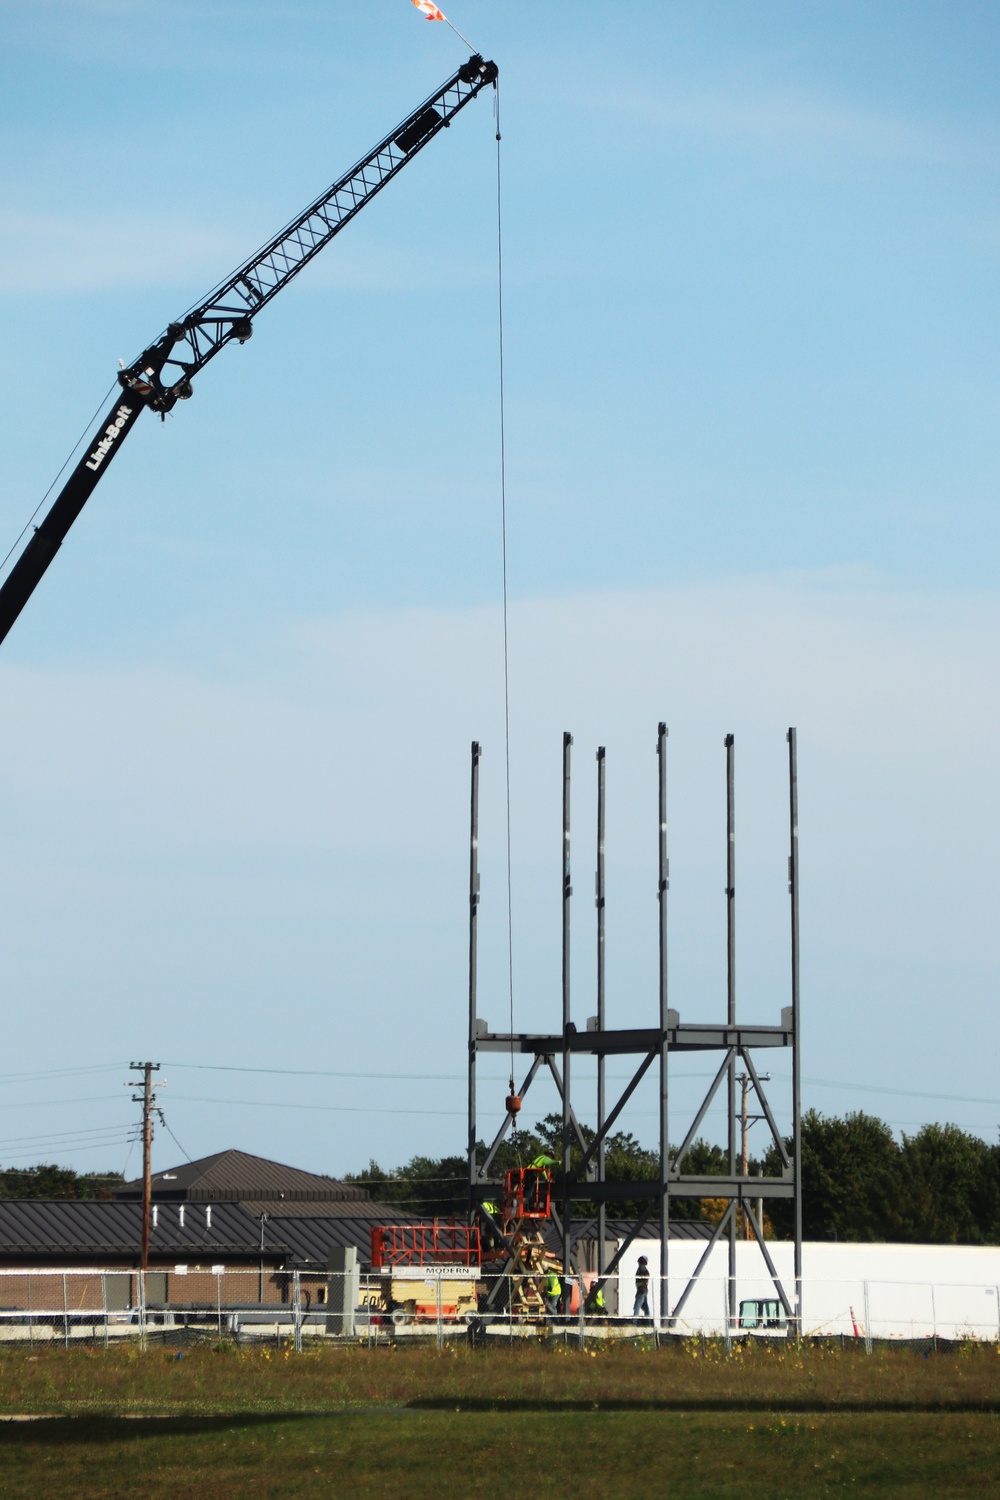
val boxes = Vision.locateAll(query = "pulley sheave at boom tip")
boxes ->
[0,52,497,648]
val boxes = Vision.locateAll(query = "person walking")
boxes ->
[633,1255,651,1319]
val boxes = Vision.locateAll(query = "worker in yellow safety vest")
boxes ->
[478,1201,504,1258]
[523,1155,555,1215]
[585,1283,606,1316]
[542,1269,562,1316]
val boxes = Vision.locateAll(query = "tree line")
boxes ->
[0,1165,123,1200]
[2,1109,997,1244]
[349,1109,1000,1245]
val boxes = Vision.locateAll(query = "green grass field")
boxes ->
[0,1340,997,1496]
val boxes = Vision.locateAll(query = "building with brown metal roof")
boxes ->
[115,1149,369,1207]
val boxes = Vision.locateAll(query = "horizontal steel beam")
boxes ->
[471,1177,794,1203]
[476,1023,792,1055]
[668,1176,795,1200]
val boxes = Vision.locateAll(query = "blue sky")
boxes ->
[0,1,997,1180]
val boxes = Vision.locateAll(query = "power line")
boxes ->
[0,1137,134,1165]
[0,1095,139,1112]
[0,1125,132,1150]
[0,381,117,580]
[120,1134,137,1183]
[0,1065,128,1086]
[170,1093,466,1118]
[159,1062,1000,1107]
[164,1063,467,1082]
[158,1111,193,1164]
[804,1075,1000,1107]
[1,1058,999,1114]
[348,1174,469,1186]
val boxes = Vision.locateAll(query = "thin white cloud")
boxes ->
[0,573,996,944]
[584,83,999,171]
[3,574,997,894]
[302,238,488,293]
[0,210,243,294]
[0,208,489,297]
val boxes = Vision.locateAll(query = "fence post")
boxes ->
[27,1274,33,1350]
[139,1269,146,1352]
[435,1275,443,1350]
[101,1273,109,1350]
[326,1247,357,1337]
[578,1275,585,1349]
[862,1280,872,1355]
[930,1284,937,1349]
[293,1270,302,1353]
[217,1270,223,1340]
[62,1273,69,1349]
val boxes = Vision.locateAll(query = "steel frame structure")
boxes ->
[467,727,803,1333]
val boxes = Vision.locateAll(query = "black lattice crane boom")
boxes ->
[0,53,497,647]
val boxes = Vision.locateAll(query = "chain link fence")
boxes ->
[0,1267,997,1348]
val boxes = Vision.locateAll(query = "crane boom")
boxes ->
[0,53,497,647]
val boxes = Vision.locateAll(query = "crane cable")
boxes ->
[0,379,118,579]
[494,82,516,1102]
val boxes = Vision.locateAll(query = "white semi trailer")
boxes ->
[613,1239,1000,1340]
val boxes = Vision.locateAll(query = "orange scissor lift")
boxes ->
[370,1220,481,1327]
[370,1167,560,1328]
[481,1165,561,1321]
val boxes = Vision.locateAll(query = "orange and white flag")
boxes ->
[408,0,476,52]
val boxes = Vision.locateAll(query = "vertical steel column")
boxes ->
[657,723,669,1330]
[561,732,573,1287]
[596,746,607,1275]
[725,734,737,1335]
[788,727,803,1335]
[468,742,481,1220]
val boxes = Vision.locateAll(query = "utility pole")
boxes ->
[128,1062,161,1272]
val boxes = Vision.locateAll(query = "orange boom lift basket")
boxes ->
[503,1166,552,1221]
[370,1221,481,1269]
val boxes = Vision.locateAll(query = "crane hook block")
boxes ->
[459,54,496,85]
